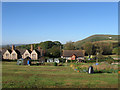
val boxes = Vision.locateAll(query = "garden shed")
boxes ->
[23,57,31,65]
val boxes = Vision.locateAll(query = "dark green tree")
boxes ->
[54,41,62,46]
[48,45,61,58]
[64,41,75,50]
[83,42,94,55]
[95,42,113,55]
[39,41,55,50]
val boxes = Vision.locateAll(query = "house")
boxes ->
[3,49,12,59]
[61,50,85,60]
[11,50,18,60]
[2,45,26,60]
[22,49,31,59]
[10,45,22,60]
[2,44,44,60]
[30,47,43,60]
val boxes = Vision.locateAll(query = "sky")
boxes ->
[2,2,118,45]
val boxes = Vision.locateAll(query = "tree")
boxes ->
[54,41,62,46]
[39,41,55,50]
[83,42,94,55]
[64,41,75,50]
[48,45,60,58]
[95,42,113,55]
[2,45,11,49]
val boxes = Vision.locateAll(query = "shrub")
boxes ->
[36,62,40,66]
[2,59,17,62]
[58,63,63,66]
[106,56,114,64]
[67,60,77,63]
[59,58,66,63]
[54,62,57,66]
[97,54,104,60]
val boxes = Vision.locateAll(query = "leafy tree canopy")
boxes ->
[64,41,75,50]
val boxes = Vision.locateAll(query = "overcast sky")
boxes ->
[2,2,118,45]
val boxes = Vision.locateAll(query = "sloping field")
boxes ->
[2,62,118,88]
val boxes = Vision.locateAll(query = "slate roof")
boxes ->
[1,49,12,55]
[34,49,41,55]
[27,49,32,54]
[32,49,44,57]
[62,50,85,57]
[1,49,7,55]
[1,48,43,57]
[2,49,26,55]
[16,49,26,55]
[7,49,12,53]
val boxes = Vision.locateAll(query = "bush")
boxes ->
[54,62,57,66]
[59,58,66,63]
[36,62,44,66]
[2,59,17,62]
[67,60,77,63]
[58,63,63,66]
[31,60,39,62]
[106,56,114,64]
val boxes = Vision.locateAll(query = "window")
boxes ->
[6,54,9,59]
[32,54,36,59]
[12,54,16,56]
[12,54,16,59]
[6,54,9,57]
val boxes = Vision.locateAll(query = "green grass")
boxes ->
[2,62,118,88]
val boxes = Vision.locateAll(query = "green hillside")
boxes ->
[7,34,119,50]
[74,34,119,49]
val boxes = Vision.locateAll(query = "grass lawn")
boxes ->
[2,62,118,88]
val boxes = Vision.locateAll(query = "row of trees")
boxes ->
[6,40,119,58]
[63,41,119,56]
[40,41,63,58]
[83,42,113,55]
[17,41,63,58]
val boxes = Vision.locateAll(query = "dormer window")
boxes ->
[32,54,36,59]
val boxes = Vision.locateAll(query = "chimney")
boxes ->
[31,44,34,51]
[38,46,43,56]
[38,46,41,50]
[12,45,15,51]
[40,48,43,56]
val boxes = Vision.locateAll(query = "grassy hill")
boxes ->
[3,34,118,50]
[74,34,118,49]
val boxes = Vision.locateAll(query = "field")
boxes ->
[2,62,118,88]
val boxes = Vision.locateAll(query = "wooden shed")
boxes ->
[23,57,31,65]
